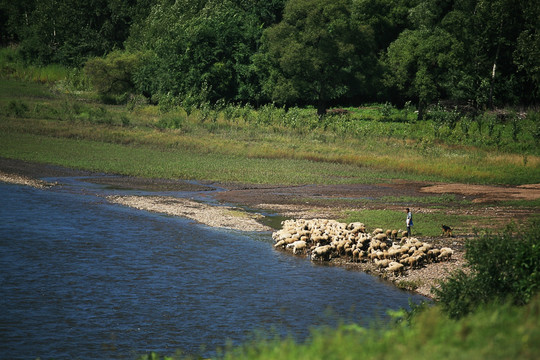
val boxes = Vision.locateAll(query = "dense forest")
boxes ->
[1,0,539,116]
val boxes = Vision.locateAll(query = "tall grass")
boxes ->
[0,132,401,185]
[0,47,88,89]
[2,111,538,185]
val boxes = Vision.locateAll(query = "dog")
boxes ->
[441,225,453,237]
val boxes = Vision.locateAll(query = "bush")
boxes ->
[156,113,188,130]
[84,51,142,97]
[7,100,29,117]
[434,220,540,319]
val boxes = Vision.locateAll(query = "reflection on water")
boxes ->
[0,181,427,359]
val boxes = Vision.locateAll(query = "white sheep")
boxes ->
[387,261,404,274]
[287,240,307,255]
[311,245,333,261]
[438,247,454,260]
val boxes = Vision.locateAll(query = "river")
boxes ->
[0,179,427,359]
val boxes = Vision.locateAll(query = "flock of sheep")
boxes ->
[272,219,454,275]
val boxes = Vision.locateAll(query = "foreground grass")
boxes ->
[139,296,539,360]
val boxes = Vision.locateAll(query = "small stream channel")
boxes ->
[0,178,427,359]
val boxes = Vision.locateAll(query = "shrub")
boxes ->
[84,51,142,97]
[7,100,29,117]
[156,113,188,130]
[434,220,540,319]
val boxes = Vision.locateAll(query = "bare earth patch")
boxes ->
[421,183,540,202]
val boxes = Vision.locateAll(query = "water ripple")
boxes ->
[0,183,427,359]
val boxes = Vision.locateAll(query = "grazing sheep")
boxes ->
[311,245,333,261]
[419,243,433,253]
[387,261,404,274]
[353,249,365,262]
[438,247,454,260]
[272,218,455,275]
[387,247,401,259]
[287,240,307,255]
[407,256,419,268]
[428,249,441,262]
[274,239,286,248]
[375,259,390,269]
[348,222,366,233]
[372,233,387,242]
[352,248,360,262]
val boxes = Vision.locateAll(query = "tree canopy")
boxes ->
[260,0,377,115]
[2,0,538,114]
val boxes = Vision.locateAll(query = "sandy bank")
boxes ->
[107,195,272,232]
[0,171,57,189]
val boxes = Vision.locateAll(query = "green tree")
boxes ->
[260,0,377,116]
[17,0,154,66]
[129,0,266,104]
[84,51,143,96]
[441,0,529,108]
[384,27,462,119]
[0,0,35,45]
[352,0,416,52]
[512,0,540,104]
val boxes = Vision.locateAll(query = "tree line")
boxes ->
[1,0,538,117]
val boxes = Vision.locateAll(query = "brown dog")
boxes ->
[442,225,453,237]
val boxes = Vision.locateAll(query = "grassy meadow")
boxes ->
[0,77,539,186]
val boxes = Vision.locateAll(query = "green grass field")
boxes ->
[1,78,538,186]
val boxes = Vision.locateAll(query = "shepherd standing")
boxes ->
[406,208,413,237]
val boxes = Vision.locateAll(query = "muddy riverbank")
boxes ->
[2,157,538,298]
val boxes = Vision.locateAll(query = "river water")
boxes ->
[0,179,427,359]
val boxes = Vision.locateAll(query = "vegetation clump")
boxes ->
[434,220,540,319]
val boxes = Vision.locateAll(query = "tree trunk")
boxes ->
[488,41,500,109]
[489,19,503,109]
[317,99,327,119]
[417,100,426,121]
